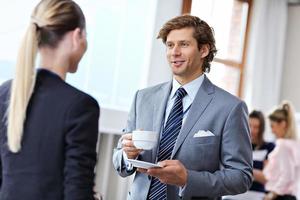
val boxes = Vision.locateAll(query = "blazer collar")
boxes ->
[171,75,215,158]
[151,82,172,161]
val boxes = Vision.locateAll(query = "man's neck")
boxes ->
[174,72,204,85]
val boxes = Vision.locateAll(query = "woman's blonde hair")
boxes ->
[269,101,298,140]
[7,0,85,152]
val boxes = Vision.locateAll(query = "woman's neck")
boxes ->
[39,65,67,80]
[39,48,69,80]
[252,138,263,148]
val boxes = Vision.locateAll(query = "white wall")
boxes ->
[280,5,300,143]
[281,5,300,112]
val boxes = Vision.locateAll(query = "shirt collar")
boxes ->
[170,74,205,101]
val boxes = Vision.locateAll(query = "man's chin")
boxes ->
[172,70,185,76]
[68,66,78,73]
[171,66,184,73]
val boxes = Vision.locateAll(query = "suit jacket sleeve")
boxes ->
[112,91,138,177]
[183,101,253,199]
[63,94,100,200]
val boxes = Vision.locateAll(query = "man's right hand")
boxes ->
[121,133,142,159]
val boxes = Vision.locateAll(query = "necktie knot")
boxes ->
[176,87,187,99]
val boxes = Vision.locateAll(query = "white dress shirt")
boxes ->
[164,74,204,126]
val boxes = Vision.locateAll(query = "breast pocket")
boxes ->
[191,136,220,145]
[184,136,221,171]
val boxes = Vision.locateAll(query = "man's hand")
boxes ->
[138,160,188,187]
[122,133,142,159]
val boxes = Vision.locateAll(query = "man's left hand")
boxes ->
[138,160,187,187]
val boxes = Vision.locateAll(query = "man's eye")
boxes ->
[166,43,174,48]
[181,43,189,47]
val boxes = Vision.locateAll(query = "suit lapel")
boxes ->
[171,76,215,158]
[151,82,172,162]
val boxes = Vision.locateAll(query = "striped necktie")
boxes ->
[148,87,187,200]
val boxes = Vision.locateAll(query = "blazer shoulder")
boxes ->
[137,81,170,97]
[0,80,12,118]
[213,84,244,106]
[203,76,243,107]
[208,83,248,116]
[139,82,169,93]
[64,82,100,110]
[36,70,99,108]
[0,80,12,99]
[49,78,99,109]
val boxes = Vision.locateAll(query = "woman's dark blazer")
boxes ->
[0,69,100,200]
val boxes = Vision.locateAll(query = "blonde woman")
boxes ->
[263,102,300,200]
[0,0,100,199]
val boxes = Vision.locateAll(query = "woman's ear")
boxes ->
[72,28,82,50]
[200,44,209,58]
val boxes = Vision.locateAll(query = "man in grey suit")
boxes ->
[113,15,252,200]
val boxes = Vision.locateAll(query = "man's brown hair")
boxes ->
[157,14,217,73]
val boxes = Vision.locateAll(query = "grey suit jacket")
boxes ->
[113,76,253,200]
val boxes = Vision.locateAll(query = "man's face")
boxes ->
[166,27,206,84]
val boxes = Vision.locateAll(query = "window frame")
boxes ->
[182,0,253,97]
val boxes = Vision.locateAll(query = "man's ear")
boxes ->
[72,28,82,50]
[200,44,210,58]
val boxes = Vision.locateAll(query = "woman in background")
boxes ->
[264,102,300,200]
[250,110,275,195]
[223,110,275,200]
[0,0,100,199]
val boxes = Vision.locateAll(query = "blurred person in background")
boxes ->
[223,110,275,200]
[0,0,100,199]
[250,110,275,194]
[263,101,300,200]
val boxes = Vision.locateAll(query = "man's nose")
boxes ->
[171,45,181,56]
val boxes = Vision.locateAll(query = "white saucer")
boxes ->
[126,159,161,169]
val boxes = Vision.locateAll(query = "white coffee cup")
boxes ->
[132,130,158,150]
